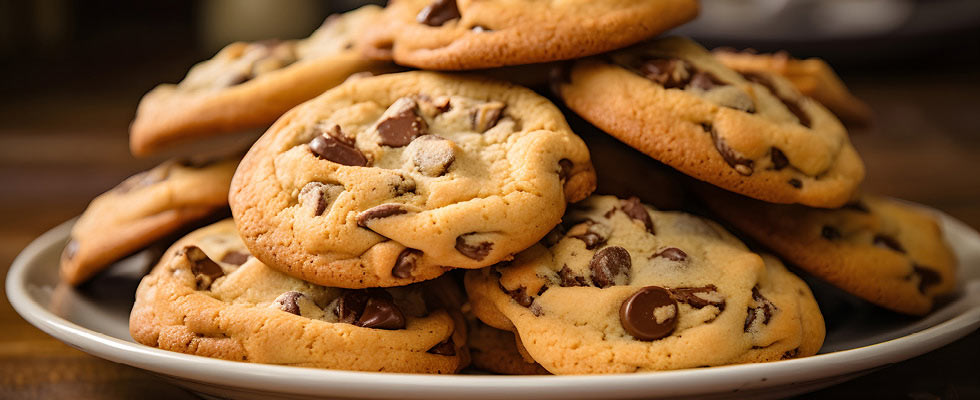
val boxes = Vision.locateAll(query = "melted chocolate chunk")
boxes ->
[654,247,687,262]
[335,289,406,329]
[744,287,776,332]
[427,337,456,356]
[322,124,355,146]
[671,285,725,311]
[821,226,841,240]
[707,125,754,176]
[741,72,811,128]
[274,291,304,315]
[620,286,678,341]
[357,204,408,228]
[621,197,655,234]
[913,265,941,293]
[455,233,493,260]
[336,290,370,324]
[310,134,368,166]
[392,248,421,279]
[182,246,224,290]
[299,182,343,216]
[472,101,506,132]
[407,135,456,177]
[220,251,250,266]
[590,246,632,288]
[502,285,534,308]
[377,98,427,147]
[557,265,588,287]
[770,147,789,170]
[568,222,608,250]
[416,0,460,26]
[873,234,906,253]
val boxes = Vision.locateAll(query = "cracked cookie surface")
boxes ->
[129,219,469,373]
[230,71,595,288]
[555,37,864,208]
[130,5,394,156]
[60,157,236,286]
[363,0,698,70]
[698,187,957,315]
[464,195,824,374]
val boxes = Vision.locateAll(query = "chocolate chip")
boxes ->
[621,197,655,234]
[568,222,608,250]
[913,265,941,293]
[357,295,407,330]
[788,178,802,189]
[639,58,690,89]
[670,285,725,311]
[377,97,427,147]
[558,159,573,183]
[688,71,723,91]
[821,226,841,240]
[220,251,250,266]
[357,204,408,228]
[708,125,754,176]
[590,246,631,288]
[335,290,371,324]
[781,348,799,359]
[455,233,493,260]
[472,101,506,132]
[741,72,811,128]
[770,147,789,170]
[416,0,460,26]
[182,246,224,290]
[406,135,456,177]
[620,286,678,341]
[654,247,687,262]
[873,234,905,253]
[744,287,776,332]
[392,248,421,279]
[274,291,304,315]
[557,265,588,287]
[322,124,355,146]
[427,337,456,356]
[310,134,368,166]
[299,182,344,216]
[503,285,534,307]
[62,239,79,261]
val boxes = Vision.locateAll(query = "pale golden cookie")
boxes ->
[465,195,825,374]
[130,220,469,373]
[230,71,595,288]
[556,37,865,208]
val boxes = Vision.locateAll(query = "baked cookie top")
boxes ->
[556,36,865,208]
[130,5,393,156]
[363,0,698,70]
[713,49,874,129]
[230,71,595,288]
[697,187,957,315]
[130,219,468,373]
[60,157,236,286]
[464,195,824,374]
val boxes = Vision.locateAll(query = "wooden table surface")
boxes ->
[2,61,979,399]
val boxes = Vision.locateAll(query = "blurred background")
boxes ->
[1,0,979,398]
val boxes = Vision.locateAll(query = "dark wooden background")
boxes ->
[1,1,979,399]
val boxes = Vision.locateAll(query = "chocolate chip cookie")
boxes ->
[130,219,469,372]
[60,157,237,286]
[466,312,549,375]
[230,71,595,288]
[713,49,874,128]
[555,36,865,208]
[363,0,698,70]
[464,195,824,374]
[130,5,395,156]
[697,187,957,315]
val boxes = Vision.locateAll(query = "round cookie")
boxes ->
[465,195,825,374]
[696,186,957,315]
[363,0,698,70]
[230,71,595,288]
[555,36,865,208]
[466,312,549,375]
[130,6,396,156]
[60,157,237,286]
[713,49,874,129]
[130,219,469,373]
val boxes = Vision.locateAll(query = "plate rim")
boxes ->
[7,215,980,399]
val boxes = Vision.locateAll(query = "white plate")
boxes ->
[7,213,980,400]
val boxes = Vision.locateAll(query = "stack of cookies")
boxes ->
[59,1,958,375]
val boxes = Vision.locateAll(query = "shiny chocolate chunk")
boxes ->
[377,97,427,147]
[621,197,655,234]
[407,135,456,177]
[274,291,305,315]
[310,134,368,166]
[357,296,407,330]
[654,247,687,262]
[220,251,250,266]
[472,101,506,132]
[357,204,408,228]
[182,245,224,290]
[502,284,533,308]
[416,0,460,27]
[670,285,725,311]
[299,182,344,216]
[590,246,631,288]
[427,337,456,356]
[455,233,493,260]
[620,286,678,341]
[336,290,370,324]
[392,248,422,279]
